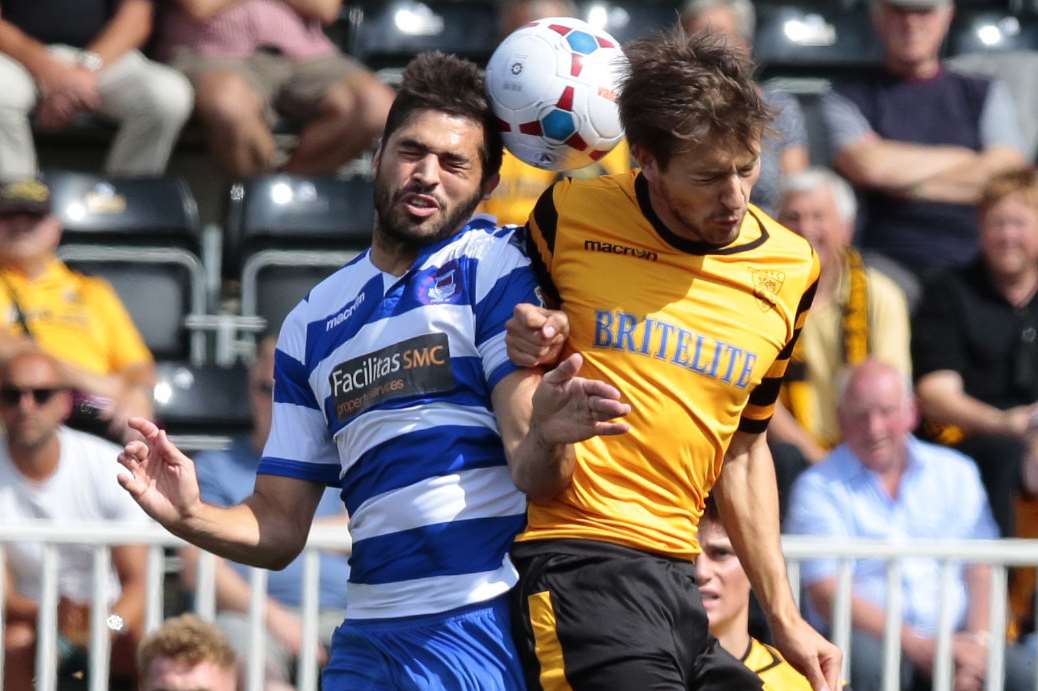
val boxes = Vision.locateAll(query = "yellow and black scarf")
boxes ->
[781,248,870,448]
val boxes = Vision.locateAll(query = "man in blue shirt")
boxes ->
[787,359,1033,691]
[180,335,349,689]
[114,51,630,691]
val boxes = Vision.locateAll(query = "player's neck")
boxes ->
[370,231,418,277]
[8,434,61,483]
[713,614,751,662]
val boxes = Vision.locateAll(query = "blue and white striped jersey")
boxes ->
[258,219,539,620]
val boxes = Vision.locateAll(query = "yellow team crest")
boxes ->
[750,269,785,312]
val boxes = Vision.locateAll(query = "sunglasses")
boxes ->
[0,386,63,406]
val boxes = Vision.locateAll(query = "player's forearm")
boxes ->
[713,432,799,625]
[510,428,575,502]
[173,498,304,570]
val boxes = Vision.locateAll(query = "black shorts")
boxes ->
[510,539,763,691]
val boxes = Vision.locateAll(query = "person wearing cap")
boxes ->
[820,0,1028,282]
[0,178,155,439]
[0,0,192,178]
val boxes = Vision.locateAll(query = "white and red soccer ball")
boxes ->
[486,17,627,172]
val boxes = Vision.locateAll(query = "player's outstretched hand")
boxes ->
[116,417,202,529]
[772,616,843,691]
[507,303,569,367]
[532,352,630,444]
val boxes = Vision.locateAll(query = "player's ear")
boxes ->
[481,173,501,200]
[631,144,658,182]
[371,138,383,176]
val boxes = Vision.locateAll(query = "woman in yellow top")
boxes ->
[696,497,815,691]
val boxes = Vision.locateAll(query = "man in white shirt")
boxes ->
[0,349,150,690]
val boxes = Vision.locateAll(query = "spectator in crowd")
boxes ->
[179,335,349,690]
[160,0,394,177]
[0,178,155,440]
[912,167,1038,540]
[768,168,911,497]
[0,0,192,178]
[787,359,1034,691]
[476,0,633,226]
[821,0,1027,281]
[138,614,238,691]
[681,0,809,215]
[696,496,813,689]
[0,349,151,690]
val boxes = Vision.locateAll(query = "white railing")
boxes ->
[4,523,1038,691]
[0,521,345,691]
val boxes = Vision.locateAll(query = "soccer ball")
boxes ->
[486,17,626,172]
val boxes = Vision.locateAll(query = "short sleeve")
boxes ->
[258,305,342,486]
[979,79,1028,154]
[90,278,153,373]
[524,181,565,306]
[820,90,874,156]
[911,274,966,380]
[474,229,543,389]
[785,468,852,585]
[740,251,820,434]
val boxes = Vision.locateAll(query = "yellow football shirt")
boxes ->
[478,141,632,226]
[743,638,813,690]
[516,171,819,559]
[0,259,153,375]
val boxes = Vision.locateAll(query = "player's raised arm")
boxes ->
[116,417,324,569]
[492,353,630,500]
[712,430,842,691]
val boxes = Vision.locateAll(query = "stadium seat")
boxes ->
[343,0,499,69]
[754,3,884,80]
[46,171,207,364]
[948,8,1038,55]
[225,174,372,337]
[153,361,252,452]
[574,1,681,43]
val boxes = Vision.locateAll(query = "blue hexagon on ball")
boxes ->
[566,31,599,55]
[541,109,576,141]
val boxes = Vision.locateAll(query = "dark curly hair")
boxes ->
[618,27,773,170]
[382,52,504,185]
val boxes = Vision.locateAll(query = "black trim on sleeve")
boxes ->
[738,416,770,434]
[748,376,783,407]
[795,279,819,318]
[532,183,560,254]
[776,328,802,361]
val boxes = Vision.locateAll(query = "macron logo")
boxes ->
[325,293,366,331]
[583,239,658,262]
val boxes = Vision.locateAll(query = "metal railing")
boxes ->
[5,523,1038,691]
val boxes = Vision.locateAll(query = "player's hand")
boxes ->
[116,417,203,529]
[771,615,842,691]
[531,352,630,445]
[507,303,568,367]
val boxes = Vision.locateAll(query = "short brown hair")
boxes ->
[618,28,772,170]
[381,52,504,185]
[137,615,237,677]
[979,167,1038,214]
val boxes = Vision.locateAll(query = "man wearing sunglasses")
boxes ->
[0,349,151,689]
[0,178,155,440]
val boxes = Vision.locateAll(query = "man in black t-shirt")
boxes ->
[0,0,192,177]
[913,167,1038,538]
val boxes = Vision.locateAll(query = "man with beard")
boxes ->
[113,51,630,690]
